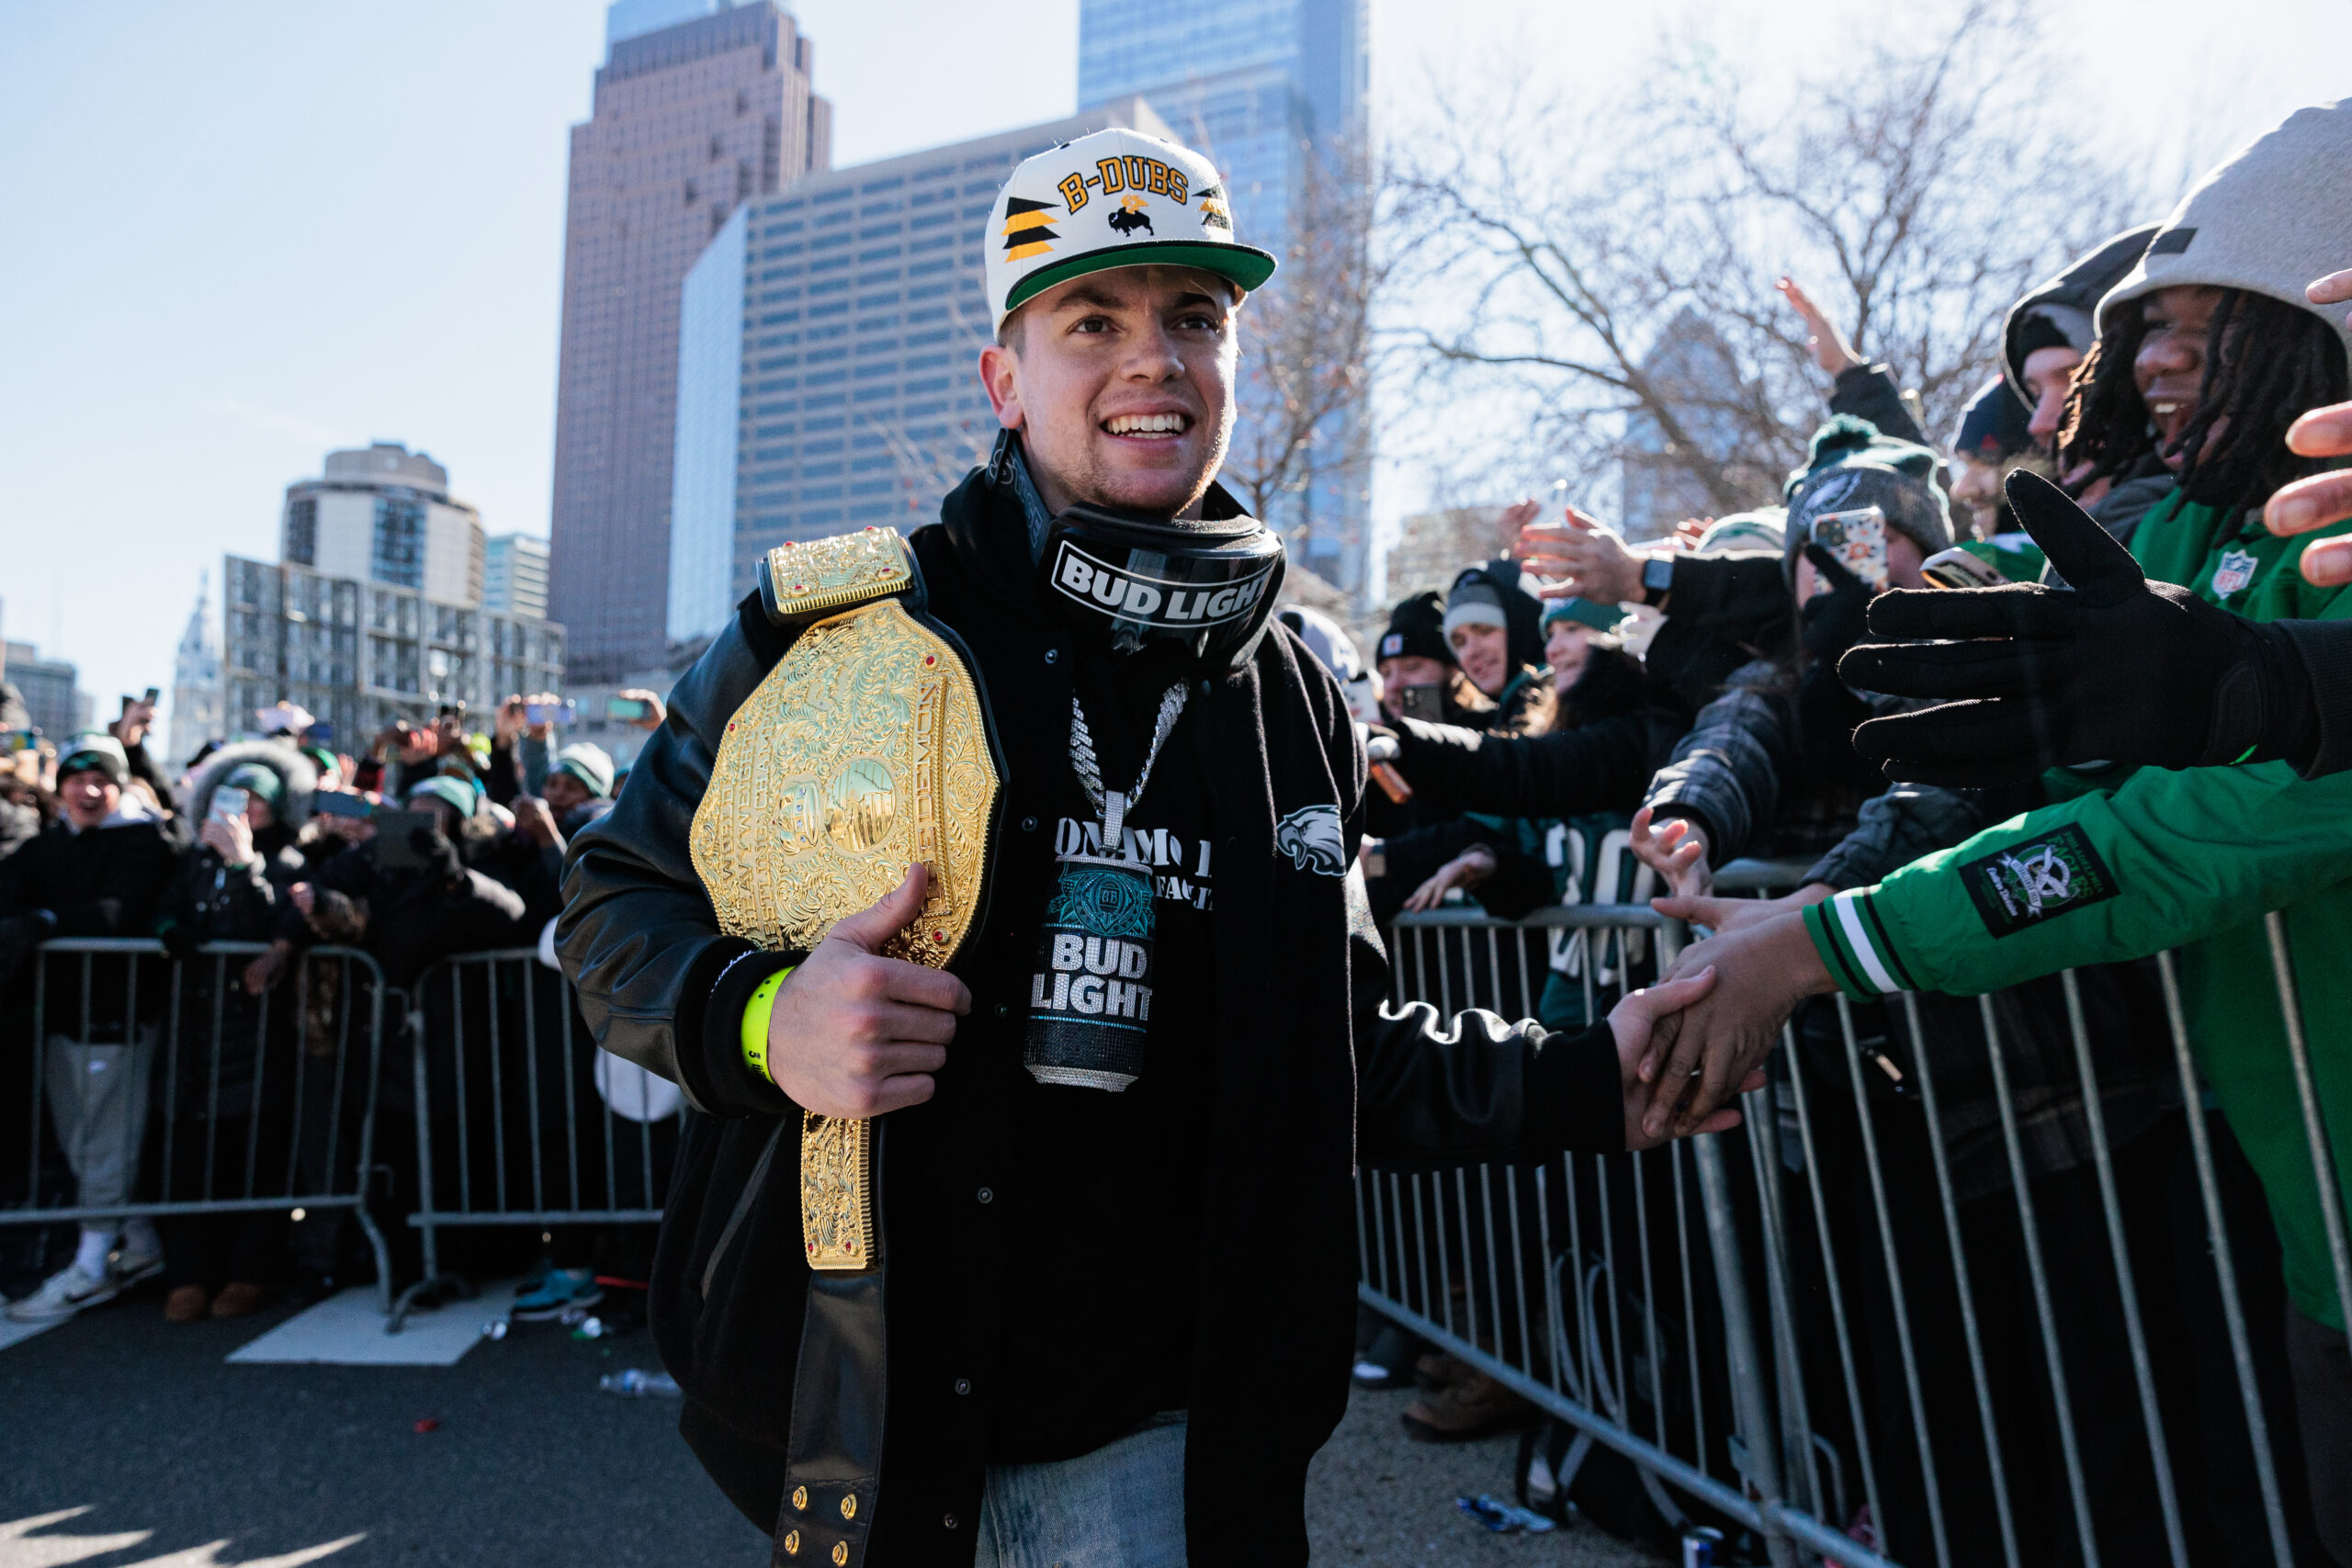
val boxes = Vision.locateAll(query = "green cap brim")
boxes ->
[1541,598,1627,634]
[1002,241,1280,320]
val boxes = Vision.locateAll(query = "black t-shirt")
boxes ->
[984,654,1217,1461]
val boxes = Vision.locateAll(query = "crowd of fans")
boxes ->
[2,86,2349,1568]
[1326,100,2352,1564]
[0,684,665,1325]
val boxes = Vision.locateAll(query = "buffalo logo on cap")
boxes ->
[1108,195,1153,237]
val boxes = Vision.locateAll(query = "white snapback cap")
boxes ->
[986,126,1278,330]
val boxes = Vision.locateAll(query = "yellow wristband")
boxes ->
[741,966,795,1086]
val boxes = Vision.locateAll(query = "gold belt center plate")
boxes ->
[691,597,998,1269]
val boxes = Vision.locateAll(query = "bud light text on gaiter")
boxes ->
[1025,853,1158,1090]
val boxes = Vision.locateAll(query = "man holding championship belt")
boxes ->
[558,126,1748,1568]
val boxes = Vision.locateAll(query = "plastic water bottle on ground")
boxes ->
[599,1368,683,1398]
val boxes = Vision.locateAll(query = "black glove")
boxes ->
[0,908,59,986]
[155,916,202,964]
[1841,470,2312,786]
[1796,546,1881,786]
[1799,543,1874,664]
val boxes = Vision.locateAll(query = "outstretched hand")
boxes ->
[1841,469,2277,784]
[1403,845,1495,912]
[1651,883,1833,942]
[1607,967,1764,1151]
[762,865,972,1119]
[1636,909,1836,1140]
[1629,806,1711,899]
[1516,506,1643,604]
[1778,276,1861,377]
[2265,268,2352,584]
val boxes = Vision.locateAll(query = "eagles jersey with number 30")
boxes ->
[1468,810,1658,1030]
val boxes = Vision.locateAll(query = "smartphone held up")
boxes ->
[1808,505,1890,592]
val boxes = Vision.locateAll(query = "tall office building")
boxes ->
[1385,508,1508,598]
[482,533,551,619]
[1080,0,1372,592]
[167,573,223,765]
[1,642,89,742]
[1080,0,1364,247]
[282,443,486,606]
[665,101,1168,644]
[549,1,831,682]
[245,445,563,743]
[220,555,565,750]
[1617,308,1756,544]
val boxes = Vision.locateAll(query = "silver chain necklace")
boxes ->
[1069,684,1188,845]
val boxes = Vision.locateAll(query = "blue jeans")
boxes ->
[973,1413,1186,1568]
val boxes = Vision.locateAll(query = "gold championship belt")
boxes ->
[689,526,1000,1271]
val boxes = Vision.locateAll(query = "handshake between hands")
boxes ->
[1608,807,1844,1144]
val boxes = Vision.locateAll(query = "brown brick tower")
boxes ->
[549,3,830,682]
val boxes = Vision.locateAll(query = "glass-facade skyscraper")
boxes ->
[547,2,830,683]
[1079,0,1364,245]
[1079,0,1371,591]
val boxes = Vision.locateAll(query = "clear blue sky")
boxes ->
[1,0,2342,725]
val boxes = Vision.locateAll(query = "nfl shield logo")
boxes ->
[2211,548,2259,597]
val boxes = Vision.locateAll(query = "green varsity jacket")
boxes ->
[1804,489,2352,1330]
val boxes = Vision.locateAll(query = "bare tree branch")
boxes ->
[1383,0,2151,542]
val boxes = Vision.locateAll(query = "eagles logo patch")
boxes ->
[1275,804,1347,876]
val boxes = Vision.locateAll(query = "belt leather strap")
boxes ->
[773,1122,888,1567]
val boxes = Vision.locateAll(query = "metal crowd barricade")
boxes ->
[1362,871,2351,1568]
[2,938,394,1310]
[393,948,688,1329]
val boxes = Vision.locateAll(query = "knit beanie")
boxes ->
[2002,224,2159,403]
[1782,415,1953,582]
[2013,314,2074,363]
[1441,574,1510,638]
[552,741,616,800]
[2099,98,2352,371]
[1541,596,1627,635]
[1695,510,1787,555]
[220,762,285,805]
[407,775,479,819]
[1951,376,2033,462]
[1443,562,1545,671]
[57,733,130,787]
[1375,590,1453,668]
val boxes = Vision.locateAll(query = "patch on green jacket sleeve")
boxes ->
[1957,822,2120,938]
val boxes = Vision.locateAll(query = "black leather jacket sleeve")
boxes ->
[556,597,787,1117]
[1386,707,1670,821]
[1346,866,1623,1167]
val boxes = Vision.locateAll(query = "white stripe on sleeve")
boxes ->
[1834,890,1902,996]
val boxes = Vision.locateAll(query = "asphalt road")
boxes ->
[0,1286,1665,1566]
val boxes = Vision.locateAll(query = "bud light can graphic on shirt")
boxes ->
[1024,853,1156,1090]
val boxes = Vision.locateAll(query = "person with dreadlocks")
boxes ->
[1628,101,2352,1562]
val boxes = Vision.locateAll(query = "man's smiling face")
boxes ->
[979,264,1238,519]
